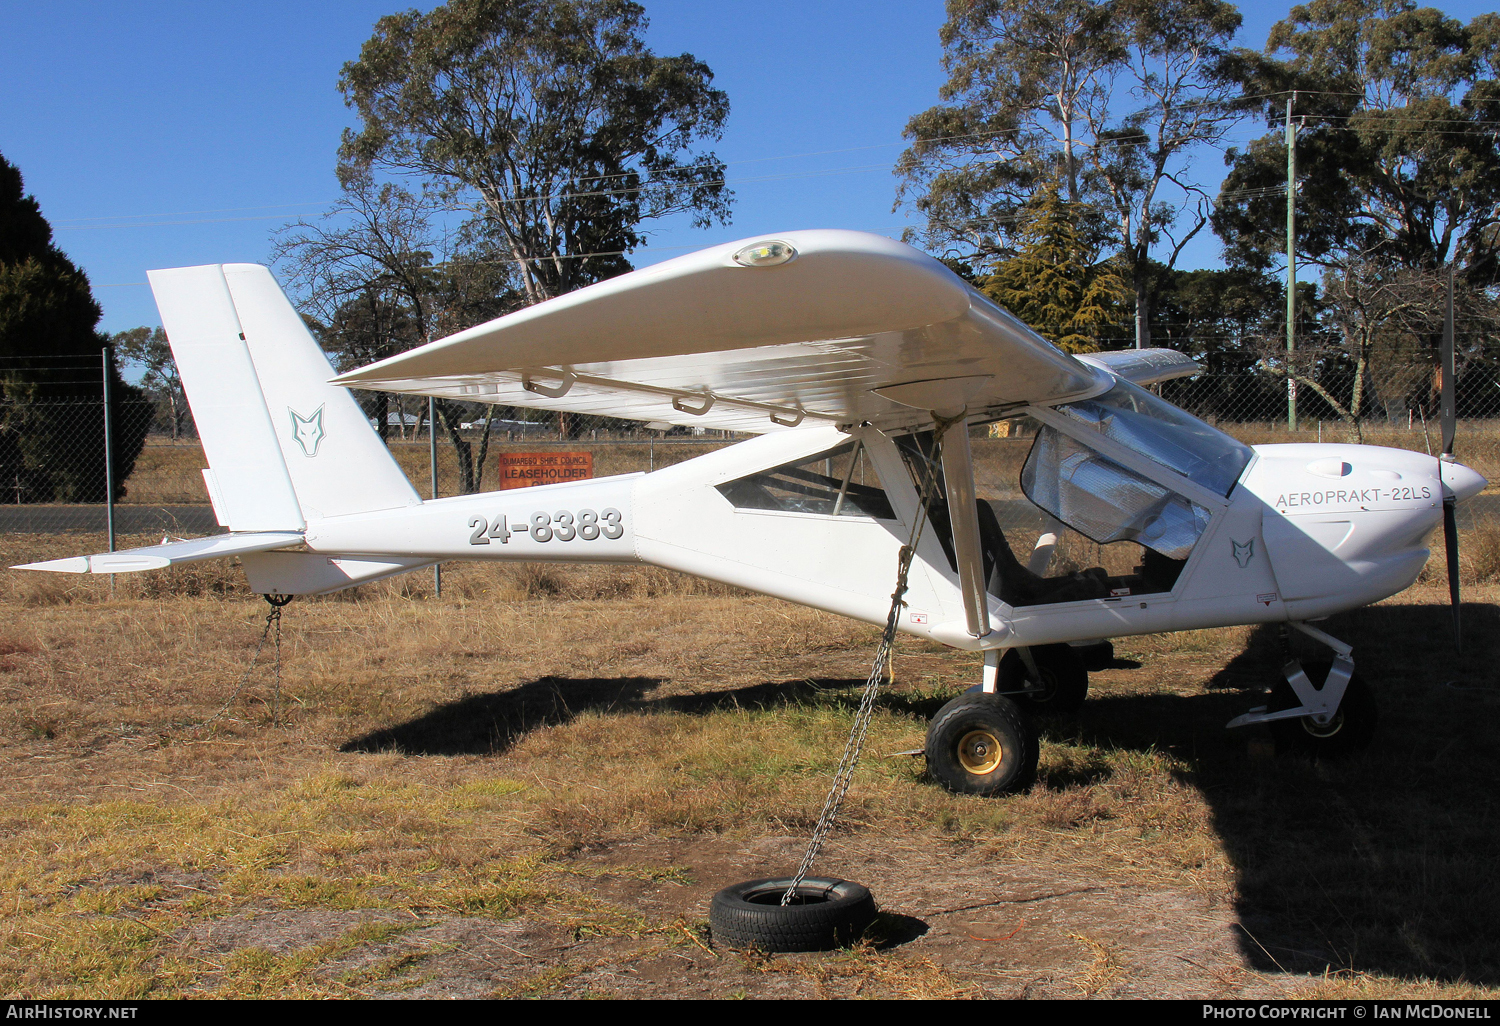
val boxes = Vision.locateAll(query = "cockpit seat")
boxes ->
[975,500,1111,607]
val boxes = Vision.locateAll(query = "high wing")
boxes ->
[333,231,1148,432]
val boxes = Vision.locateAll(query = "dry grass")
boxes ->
[737,942,983,999]
[0,549,1497,996]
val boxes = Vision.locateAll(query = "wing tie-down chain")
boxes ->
[782,415,959,905]
[201,593,295,729]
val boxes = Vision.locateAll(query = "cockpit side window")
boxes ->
[717,441,895,520]
[1056,380,1253,496]
[887,415,1214,608]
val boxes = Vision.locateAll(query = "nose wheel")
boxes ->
[1226,622,1377,757]
[1266,662,1377,757]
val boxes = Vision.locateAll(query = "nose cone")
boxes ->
[1441,459,1487,503]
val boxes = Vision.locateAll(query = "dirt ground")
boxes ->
[147,836,1292,999]
[0,556,1496,999]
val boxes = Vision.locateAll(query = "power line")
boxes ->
[50,199,334,227]
[48,93,1500,233]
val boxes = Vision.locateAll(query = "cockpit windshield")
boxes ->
[1021,427,1211,561]
[1055,380,1253,497]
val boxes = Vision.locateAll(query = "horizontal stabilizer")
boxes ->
[1076,348,1200,386]
[12,532,304,575]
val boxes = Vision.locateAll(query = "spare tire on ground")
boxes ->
[709,877,876,952]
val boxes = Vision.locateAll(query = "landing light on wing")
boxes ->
[732,240,796,267]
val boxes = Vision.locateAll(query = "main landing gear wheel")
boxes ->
[1268,661,1378,758]
[709,877,877,952]
[997,644,1089,715]
[925,692,1038,795]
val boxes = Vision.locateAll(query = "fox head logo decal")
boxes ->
[1231,538,1254,568]
[288,406,326,457]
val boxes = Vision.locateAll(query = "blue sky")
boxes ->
[0,0,1493,334]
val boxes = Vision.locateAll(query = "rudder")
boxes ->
[221,263,421,520]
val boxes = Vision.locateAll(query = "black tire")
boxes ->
[1268,661,1377,758]
[1073,640,1115,672]
[709,877,876,952]
[925,692,1037,795]
[996,644,1089,715]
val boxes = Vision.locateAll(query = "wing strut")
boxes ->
[938,412,991,638]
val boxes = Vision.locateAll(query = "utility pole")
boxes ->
[1286,94,1299,433]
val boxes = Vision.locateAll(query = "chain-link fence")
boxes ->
[3,365,1498,574]
[1158,371,1500,531]
[0,388,737,570]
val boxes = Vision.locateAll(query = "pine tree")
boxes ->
[0,152,149,502]
[981,183,1125,352]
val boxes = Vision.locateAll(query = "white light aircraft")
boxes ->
[16,231,1486,794]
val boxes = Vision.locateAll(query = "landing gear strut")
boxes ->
[1226,621,1377,757]
[984,644,1089,715]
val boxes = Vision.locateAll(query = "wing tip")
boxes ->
[11,557,91,574]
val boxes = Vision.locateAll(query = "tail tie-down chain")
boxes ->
[202,594,294,728]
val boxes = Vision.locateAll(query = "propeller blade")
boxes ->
[1444,494,1462,652]
[1440,266,1461,651]
[1441,266,1456,457]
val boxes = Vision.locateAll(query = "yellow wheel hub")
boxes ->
[957,729,1004,775]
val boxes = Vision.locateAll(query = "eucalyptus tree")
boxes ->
[897,0,1244,348]
[1215,0,1500,282]
[337,0,732,305]
[896,0,1123,264]
[113,326,189,441]
[1098,0,1244,348]
[274,177,517,488]
[1212,0,1500,424]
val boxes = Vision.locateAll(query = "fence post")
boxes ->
[102,346,116,598]
[429,395,441,598]
[102,347,115,554]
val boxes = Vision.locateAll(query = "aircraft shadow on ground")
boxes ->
[339,675,866,757]
[1062,601,1500,985]
[343,603,1500,983]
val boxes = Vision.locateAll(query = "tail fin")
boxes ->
[148,264,421,526]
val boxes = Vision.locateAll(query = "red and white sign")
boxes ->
[498,452,594,490]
